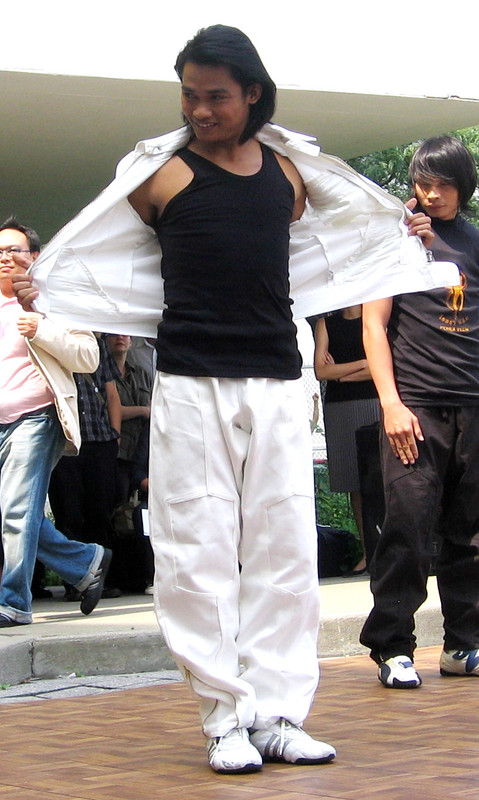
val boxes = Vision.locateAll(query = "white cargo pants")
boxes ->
[149,373,320,737]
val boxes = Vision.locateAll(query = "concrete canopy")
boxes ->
[2,69,479,241]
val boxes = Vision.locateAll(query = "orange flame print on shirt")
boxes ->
[446,271,468,312]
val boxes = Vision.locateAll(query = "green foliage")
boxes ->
[347,125,479,227]
[314,463,362,572]
[313,463,357,533]
[44,568,61,587]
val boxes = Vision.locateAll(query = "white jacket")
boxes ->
[30,124,459,337]
[26,320,99,454]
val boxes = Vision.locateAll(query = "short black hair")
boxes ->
[0,215,41,252]
[175,24,276,144]
[409,136,477,213]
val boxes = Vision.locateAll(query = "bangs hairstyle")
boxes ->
[175,24,276,144]
[409,135,477,213]
[0,215,41,252]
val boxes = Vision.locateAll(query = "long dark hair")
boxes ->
[175,25,276,144]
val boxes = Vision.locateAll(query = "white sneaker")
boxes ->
[249,719,336,764]
[440,648,479,677]
[206,727,262,774]
[378,655,422,689]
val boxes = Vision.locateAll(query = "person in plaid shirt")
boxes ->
[48,335,122,598]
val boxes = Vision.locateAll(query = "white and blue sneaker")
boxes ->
[206,727,262,774]
[249,719,336,765]
[440,648,479,677]
[378,655,422,689]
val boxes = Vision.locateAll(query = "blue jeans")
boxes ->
[0,407,102,623]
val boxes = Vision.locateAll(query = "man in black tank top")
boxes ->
[359,137,479,690]
[126,26,432,773]
[126,25,339,774]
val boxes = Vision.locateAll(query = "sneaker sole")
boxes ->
[285,753,336,765]
[440,668,479,677]
[379,677,422,689]
[213,763,262,774]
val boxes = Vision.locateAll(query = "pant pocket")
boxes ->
[168,494,238,593]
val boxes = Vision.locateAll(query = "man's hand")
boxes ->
[405,198,434,249]
[383,400,424,465]
[11,272,38,311]
[17,312,43,339]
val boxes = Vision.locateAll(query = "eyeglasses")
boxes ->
[0,247,31,257]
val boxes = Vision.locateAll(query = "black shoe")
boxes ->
[342,566,368,578]
[101,587,122,599]
[0,613,25,628]
[80,549,112,616]
[32,587,53,600]
[63,587,82,602]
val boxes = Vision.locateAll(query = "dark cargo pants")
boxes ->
[360,405,479,662]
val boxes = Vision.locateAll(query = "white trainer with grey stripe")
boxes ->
[249,719,336,764]
[206,727,262,774]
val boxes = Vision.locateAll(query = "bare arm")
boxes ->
[120,404,150,422]
[128,156,194,225]
[362,298,424,464]
[105,380,122,436]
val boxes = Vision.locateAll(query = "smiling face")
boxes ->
[180,62,261,147]
[414,179,460,221]
[0,228,37,297]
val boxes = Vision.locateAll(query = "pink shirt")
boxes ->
[0,294,54,424]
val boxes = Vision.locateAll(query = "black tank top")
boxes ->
[153,143,302,379]
[324,313,378,403]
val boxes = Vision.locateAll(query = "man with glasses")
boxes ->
[0,217,111,626]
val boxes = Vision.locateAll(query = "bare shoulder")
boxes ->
[128,154,194,226]
[273,151,306,221]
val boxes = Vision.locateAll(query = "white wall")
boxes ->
[3,1,477,100]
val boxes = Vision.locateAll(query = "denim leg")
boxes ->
[36,517,102,592]
[0,410,100,623]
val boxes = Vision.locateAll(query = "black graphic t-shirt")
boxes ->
[389,214,479,406]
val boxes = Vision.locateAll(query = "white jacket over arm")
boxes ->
[27,319,99,454]
[29,124,459,337]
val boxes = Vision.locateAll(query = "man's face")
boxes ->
[180,62,261,146]
[415,180,460,221]
[106,334,131,355]
[0,229,37,295]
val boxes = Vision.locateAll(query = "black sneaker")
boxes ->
[0,613,25,628]
[80,549,112,615]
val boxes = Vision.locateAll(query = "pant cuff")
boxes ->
[75,544,104,592]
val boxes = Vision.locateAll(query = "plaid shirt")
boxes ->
[75,336,120,443]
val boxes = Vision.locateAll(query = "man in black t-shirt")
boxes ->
[360,136,479,688]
